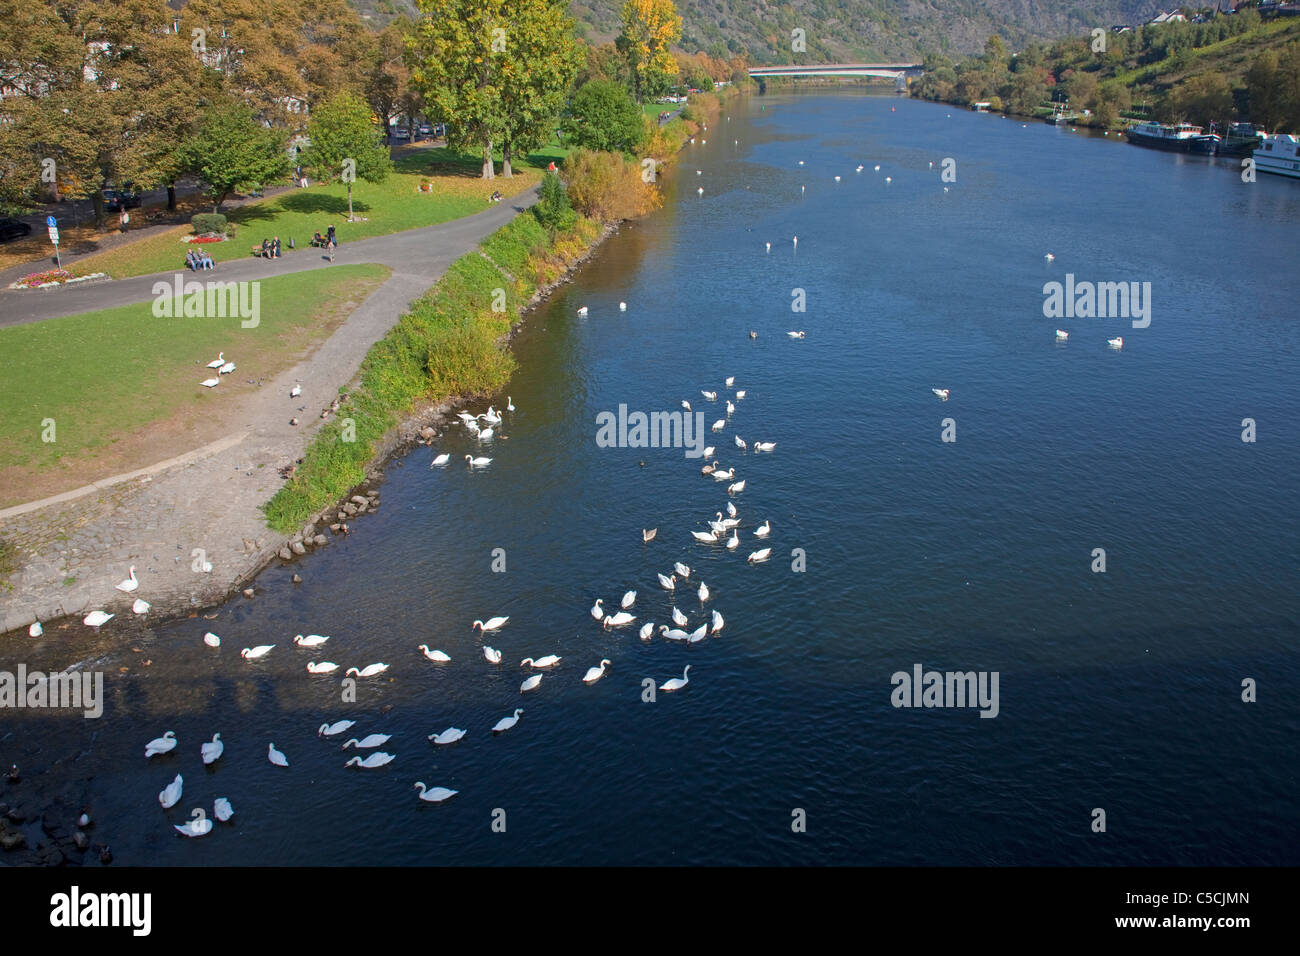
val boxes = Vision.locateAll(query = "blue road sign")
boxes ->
[46,216,56,227]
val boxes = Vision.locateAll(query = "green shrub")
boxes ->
[533,171,577,233]
[191,213,228,235]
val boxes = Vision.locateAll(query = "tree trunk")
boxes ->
[347,183,354,221]
[91,192,106,229]
[502,138,513,178]
[167,183,177,211]
[482,140,495,179]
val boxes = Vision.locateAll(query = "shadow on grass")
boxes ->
[232,193,373,223]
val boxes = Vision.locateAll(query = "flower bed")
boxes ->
[183,233,227,244]
[7,269,108,290]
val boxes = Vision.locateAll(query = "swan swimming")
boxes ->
[294,634,330,647]
[307,661,339,673]
[483,645,503,664]
[701,390,717,401]
[728,480,746,494]
[473,616,509,632]
[726,531,739,550]
[577,306,588,315]
[428,727,466,745]
[145,731,177,758]
[200,733,223,765]
[115,566,138,593]
[643,528,657,542]
[754,441,776,452]
[734,435,746,449]
[754,520,771,537]
[619,302,627,311]
[698,581,710,602]
[345,663,389,678]
[345,752,395,769]
[159,774,183,809]
[583,659,611,684]
[747,547,773,563]
[590,598,605,620]
[658,572,677,589]
[414,783,458,802]
[520,673,543,693]
[687,623,707,643]
[932,388,950,401]
[787,331,805,339]
[1108,337,1124,349]
[660,625,690,642]
[241,645,275,660]
[214,797,234,822]
[175,814,214,838]
[711,610,725,634]
[418,645,451,662]
[674,561,691,579]
[691,530,719,543]
[521,655,562,669]
[268,743,289,766]
[672,606,689,627]
[639,622,655,640]
[711,419,726,432]
[602,611,635,628]
[465,455,492,467]
[1055,329,1069,340]
[492,708,523,732]
[621,589,636,609]
[318,720,355,737]
[659,665,691,692]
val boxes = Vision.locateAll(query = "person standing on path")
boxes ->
[327,237,335,262]
[119,207,129,233]
[327,223,336,247]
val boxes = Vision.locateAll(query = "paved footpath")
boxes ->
[0,190,538,634]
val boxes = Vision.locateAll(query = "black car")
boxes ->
[0,217,32,243]
[102,188,142,212]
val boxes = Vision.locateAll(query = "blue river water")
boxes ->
[5,90,1298,865]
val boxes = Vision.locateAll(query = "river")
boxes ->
[4,90,1298,866]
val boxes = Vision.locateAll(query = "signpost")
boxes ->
[47,216,60,268]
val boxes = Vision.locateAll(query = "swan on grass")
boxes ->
[345,752,395,769]
[159,774,183,809]
[342,734,391,750]
[318,720,355,737]
[418,645,451,662]
[268,743,289,766]
[241,645,275,660]
[206,351,225,369]
[199,377,220,388]
[483,645,503,664]
[294,634,329,647]
[345,663,389,678]
[414,783,458,802]
[214,797,234,822]
[115,566,138,593]
[145,731,177,758]
[659,665,691,692]
[583,659,611,684]
[290,383,302,398]
[521,655,562,669]
[473,616,508,632]
[200,733,223,765]
[307,661,339,674]
[218,361,235,375]
[428,727,466,745]
[493,708,523,733]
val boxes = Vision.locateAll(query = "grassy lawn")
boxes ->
[64,143,569,281]
[0,264,389,508]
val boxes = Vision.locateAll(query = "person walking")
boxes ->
[326,237,335,262]
[119,207,130,233]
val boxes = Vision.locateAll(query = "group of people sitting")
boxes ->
[260,237,282,259]
[186,248,214,270]
[311,226,337,248]
[487,191,503,203]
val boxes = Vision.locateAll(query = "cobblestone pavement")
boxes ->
[0,191,538,634]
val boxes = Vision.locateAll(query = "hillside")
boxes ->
[347,0,1166,61]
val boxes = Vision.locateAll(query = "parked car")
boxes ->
[433,123,446,138]
[418,124,432,136]
[391,128,410,140]
[0,217,33,243]
[102,188,141,211]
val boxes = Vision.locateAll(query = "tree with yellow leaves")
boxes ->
[617,0,682,103]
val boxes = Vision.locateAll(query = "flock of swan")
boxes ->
[198,351,236,389]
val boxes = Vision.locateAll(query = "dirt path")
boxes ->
[0,189,538,635]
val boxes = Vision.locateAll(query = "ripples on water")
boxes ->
[4,91,1298,865]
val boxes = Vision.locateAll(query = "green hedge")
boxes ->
[191,213,228,235]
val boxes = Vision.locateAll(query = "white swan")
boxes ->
[711,419,726,432]
[115,566,138,593]
[703,445,715,457]
[465,455,492,467]
[200,733,223,765]
[747,547,772,563]
[1045,253,1055,261]
[290,383,302,397]
[477,427,494,441]
[735,435,746,449]
[672,606,688,627]
[639,621,655,640]
[583,659,611,684]
[203,631,220,647]
[428,727,466,745]
[932,388,950,400]
[159,774,183,809]
[725,376,735,387]
[345,663,389,677]
[241,645,275,660]
[712,610,725,634]
[214,797,234,822]
[83,611,114,627]
[132,598,150,614]
[754,520,771,537]
[418,645,451,662]
[307,661,339,674]
[492,708,523,732]
[728,480,746,494]
[520,673,543,693]
[483,645,502,664]
[621,589,636,609]
[642,528,657,542]
[341,733,392,750]
[318,720,355,737]
[754,441,776,452]
[658,572,677,589]
[1108,336,1123,349]
[175,815,213,838]
[619,302,627,311]
[659,665,691,692]
[431,453,450,466]
[199,377,220,388]
[294,634,329,646]
[218,361,235,375]
[726,530,739,550]
[590,598,605,620]
[698,581,710,602]
[268,743,289,766]
[506,396,515,411]
[726,501,738,518]
[482,406,501,424]
[712,468,734,481]
[577,306,588,315]
[691,530,718,543]
[473,616,508,632]
[1055,329,1069,340]
[28,621,42,637]
[682,399,692,411]
[787,331,805,339]
[345,752,394,769]
[688,623,708,643]
[660,625,690,642]
[726,401,736,415]
[603,611,635,628]
[145,730,177,758]
[674,561,691,579]
[207,351,224,369]
[414,783,457,802]
[521,655,562,669]
[701,390,717,401]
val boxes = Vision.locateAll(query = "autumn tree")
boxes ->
[181,97,292,212]
[617,0,682,103]
[303,91,394,220]
[496,0,581,177]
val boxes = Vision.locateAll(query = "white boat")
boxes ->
[1254,133,1300,181]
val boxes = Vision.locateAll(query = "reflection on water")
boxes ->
[3,90,1299,866]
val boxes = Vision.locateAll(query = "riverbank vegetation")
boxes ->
[912,5,1300,132]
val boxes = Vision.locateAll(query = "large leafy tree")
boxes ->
[364,18,419,141]
[617,0,682,103]
[303,91,394,221]
[496,0,581,177]
[562,80,644,153]
[181,97,292,212]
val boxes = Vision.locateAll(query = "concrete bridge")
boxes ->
[748,63,922,79]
